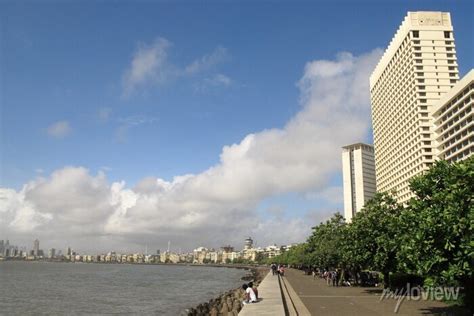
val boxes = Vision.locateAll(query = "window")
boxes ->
[413,30,419,38]
[444,31,450,39]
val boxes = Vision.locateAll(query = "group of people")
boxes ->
[270,263,285,276]
[322,270,340,286]
[308,268,351,287]
[242,281,258,304]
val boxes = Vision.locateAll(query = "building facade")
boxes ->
[33,239,40,257]
[342,143,377,222]
[432,70,474,162]
[370,11,459,202]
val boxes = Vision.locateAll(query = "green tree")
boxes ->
[349,192,404,287]
[399,157,474,308]
[306,213,346,269]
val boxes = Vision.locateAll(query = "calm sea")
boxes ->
[0,261,248,315]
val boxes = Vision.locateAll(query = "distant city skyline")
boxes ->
[1,1,473,253]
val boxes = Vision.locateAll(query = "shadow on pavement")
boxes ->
[419,305,471,316]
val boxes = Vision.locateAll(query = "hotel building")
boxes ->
[432,70,474,162]
[342,143,377,222]
[370,11,459,202]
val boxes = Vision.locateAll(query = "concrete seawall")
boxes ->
[239,271,310,316]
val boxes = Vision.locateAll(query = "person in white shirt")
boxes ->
[242,284,257,304]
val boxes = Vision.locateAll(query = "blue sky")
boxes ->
[0,1,473,251]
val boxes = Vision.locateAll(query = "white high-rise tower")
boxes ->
[342,143,377,222]
[370,12,459,202]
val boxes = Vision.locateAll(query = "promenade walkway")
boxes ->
[284,268,470,316]
[239,271,285,316]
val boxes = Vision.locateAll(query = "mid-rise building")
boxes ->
[33,239,40,257]
[342,143,377,221]
[370,11,459,202]
[48,248,56,259]
[432,70,474,162]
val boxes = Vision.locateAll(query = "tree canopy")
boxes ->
[271,156,473,308]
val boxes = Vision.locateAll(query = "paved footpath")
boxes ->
[284,268,469,316]
[239,271,285,316]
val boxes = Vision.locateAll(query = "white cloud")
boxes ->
[194,73,232,93]
[184,46,229,75]
[122,37,172,97]
[46,120,71,139]
[121,38,230,97]
[1,49,382,252]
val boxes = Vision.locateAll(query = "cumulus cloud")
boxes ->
[46,120,71,138]
[121,38,231,97]
[1,49,382,252]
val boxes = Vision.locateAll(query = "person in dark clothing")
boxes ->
[271,263,277,275]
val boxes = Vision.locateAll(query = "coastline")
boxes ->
[182,265,268,316]
[1,260,268,315]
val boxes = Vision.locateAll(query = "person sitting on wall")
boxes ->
[248,282,258,300]
[242,284,258,304]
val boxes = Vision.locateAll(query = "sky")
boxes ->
[0,0,473,253]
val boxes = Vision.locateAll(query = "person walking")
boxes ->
[271,263,277,276]
[279,265,285,277]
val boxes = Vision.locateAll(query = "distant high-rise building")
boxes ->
[244,237,253,250]
[0,240,4,256]
[4,240,10,257]
[67,247,72,256]
[48,248,56,259]
[370,11,459,203]
[33,239,40,257]
[432,70,474,162]
[342,143,377,222]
